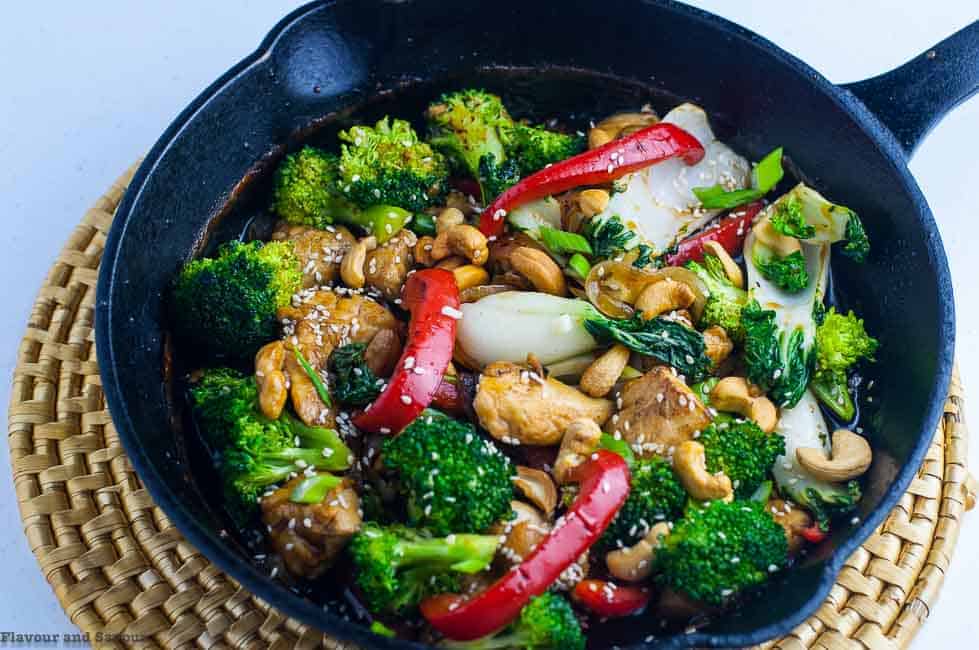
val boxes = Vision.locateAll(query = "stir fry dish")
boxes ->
[173,89,879,646]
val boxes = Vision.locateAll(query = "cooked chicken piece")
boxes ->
[271,221,356,288]
[610,366,711,458]
[474,361,613,446]
[491,501,550,568]
[278,291,399,425]
[365,229,417,301]
[768,498,814,555]
[261,477,361,579]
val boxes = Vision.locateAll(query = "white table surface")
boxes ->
[2,1,977,646]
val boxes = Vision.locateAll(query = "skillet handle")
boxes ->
[842,21,979,158]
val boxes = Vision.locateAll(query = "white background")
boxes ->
[1,1,977,647]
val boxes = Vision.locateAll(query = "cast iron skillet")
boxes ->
[95,1,979,647]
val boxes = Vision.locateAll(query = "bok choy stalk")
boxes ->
[771,390,861,528]
[743,183,868,408]
[456,292,711,380]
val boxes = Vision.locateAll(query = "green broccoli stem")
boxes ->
[290,473,342,504]
[810,370,855,421]
[397,534,500,574]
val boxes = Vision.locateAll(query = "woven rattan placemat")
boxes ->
[7,164,976,649]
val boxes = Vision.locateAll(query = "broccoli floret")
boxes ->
[329,343,382,407]
[656,500,788,606]
[768,196,814,240]
[742,299,814,407]
[273,147,359,226]
[190,368,353,523]
[444,593,585,650]
[337,117,448,212]
[752,247,809,293]
[427,89,513,180]
[699,418,786,498]
[272,146,414,242]
[189,368,257,449]
[477,152,522,199]
[686,254,749,341]
[383,410,515,535]
[582,213,642,260]
[222,414,352,523]
[349,523,499,614]
[810,308,878,420]
[500,122,586,176]
[598,457,686,552]
[172,240,301,360]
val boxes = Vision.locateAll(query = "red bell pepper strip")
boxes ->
[478,123,706,239]
[352,269,459,434]
[420,451,631,641]
[572,579,651,618]
[665,200,764,266]
[429,376,465,416]
[800,524,828,544]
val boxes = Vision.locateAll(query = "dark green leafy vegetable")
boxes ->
[742,299,813,407]
[842,209,870,262]
[769,196,815,239]
[329,343,382,407]
[582,214,641,260]
[752,247,810,293]
[583,315,712,382]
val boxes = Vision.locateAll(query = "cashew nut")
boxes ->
[797,428,872,482]
[510,246,567,296]
[553,419,603,484]
[431,224,489,265]
[673,440,733,501]
[436,207,465,233]
[703,326,734,367]
[709,377,778,433]
[702,240,744,289]
[768,498,813,555]
[413,235,436,267]
[576,189,610,217]
[754,219,802,257]
[635,278,696,320]
[452,264,490,291]
[579,344,630,397]
[605,522,671,582]
[435,255,467,271]
[588,111,659,149]
[255,340,288,419]
[340,236,377,289]
[513,466,558,516]
[364,329,401,378]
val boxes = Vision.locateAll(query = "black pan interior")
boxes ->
[97,2,954,647]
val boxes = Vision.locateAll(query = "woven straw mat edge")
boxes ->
[6,164,977,650]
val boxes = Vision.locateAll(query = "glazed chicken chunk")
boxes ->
[474,361,613,446]
[275,291,400,425]
[609,366,712,458]
[271,221,356,288]
[365,229,416,301]
[261,477,361,579]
